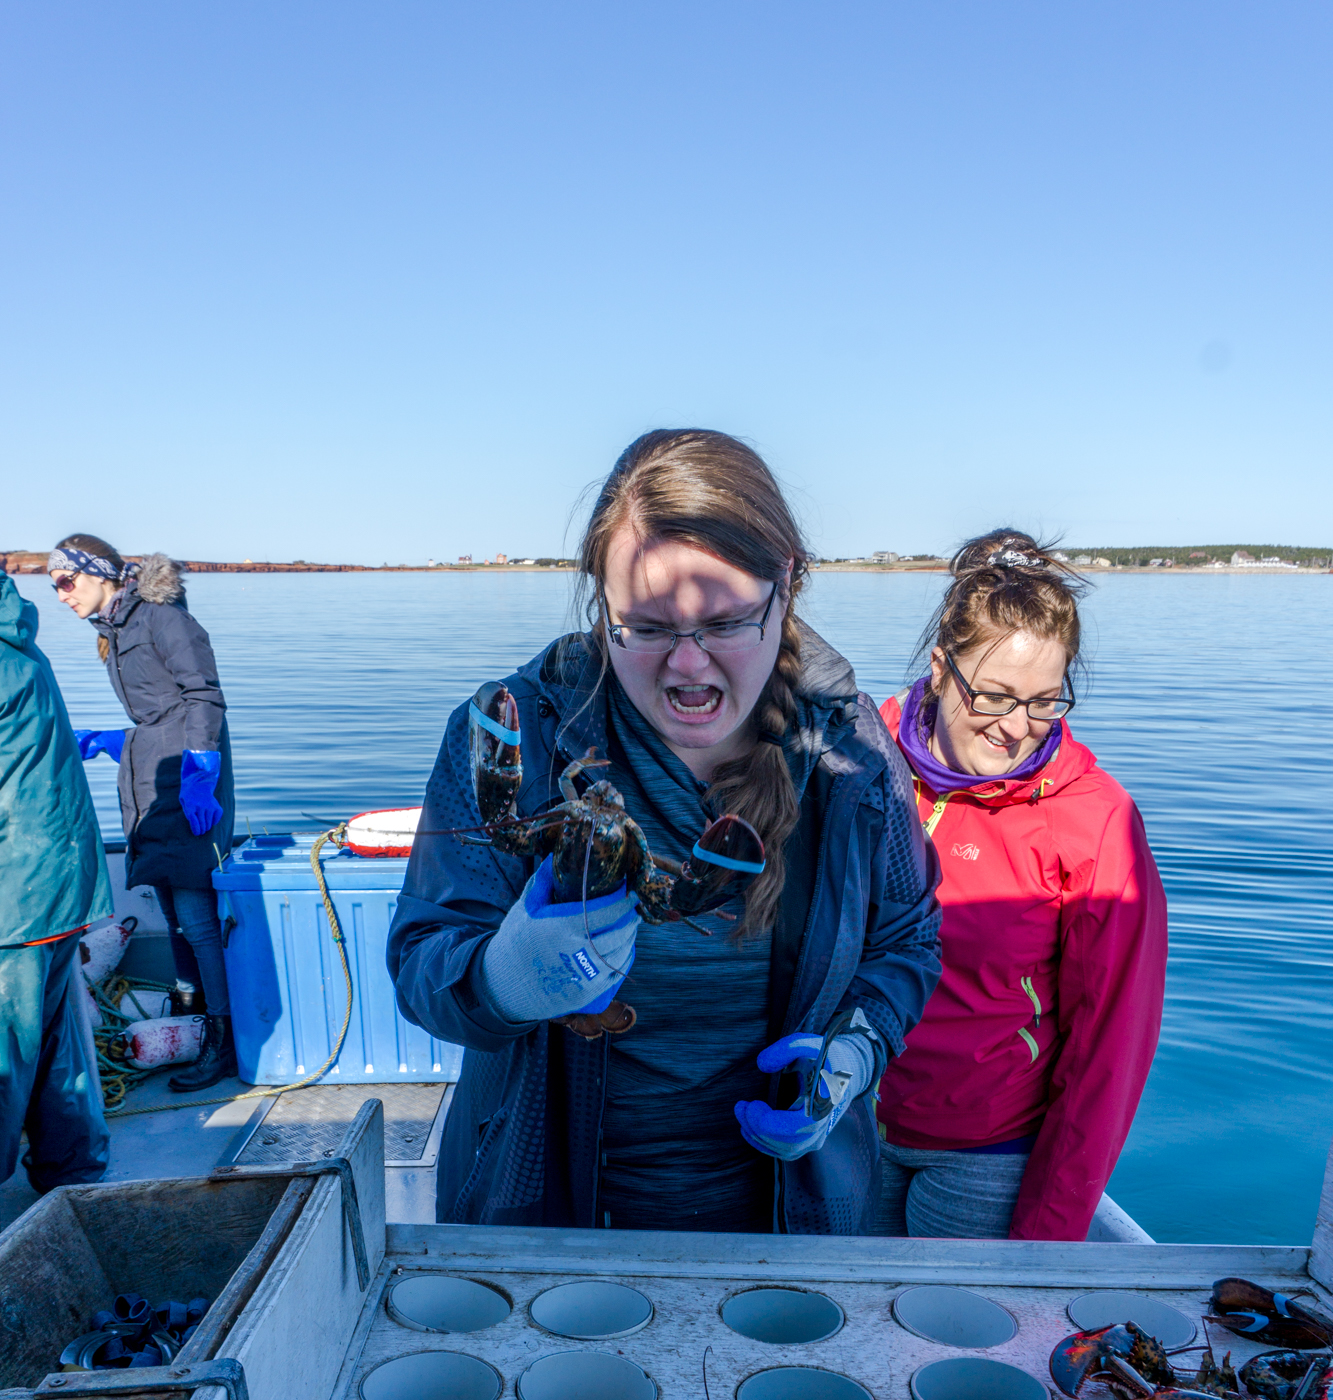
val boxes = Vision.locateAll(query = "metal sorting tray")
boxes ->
[327,1225,1333,1399]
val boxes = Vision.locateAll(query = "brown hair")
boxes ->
[55,533,125,662]
[917,528,1087,698]
[575,429,811,937]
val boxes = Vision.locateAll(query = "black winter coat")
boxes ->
[92,555,235,889]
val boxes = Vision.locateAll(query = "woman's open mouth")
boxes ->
[666,685,722,718]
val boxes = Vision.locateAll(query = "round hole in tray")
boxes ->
[736,1366,873,1400]
[516,1350,656,1400]
[892,1285,1017,1348]
[528,1281,653,1339]
[1066,1291,1197,1348]
[721,1288,844,1344]
[385,1275,511,1333]
[909,1357,1047,1400]
[359,1350,502,1400]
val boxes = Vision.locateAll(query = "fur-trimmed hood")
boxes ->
[134,553,186,606]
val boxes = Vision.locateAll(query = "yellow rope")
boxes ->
[106,824,354,1117]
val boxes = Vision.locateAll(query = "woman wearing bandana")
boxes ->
[48,535,237,1091]
[873,530,1167,1241]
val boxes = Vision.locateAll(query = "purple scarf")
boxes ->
[896,677,1064,794]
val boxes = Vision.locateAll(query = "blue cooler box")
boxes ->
[213,834,461,1085]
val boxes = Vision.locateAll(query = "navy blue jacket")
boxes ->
[387,628,941,1233]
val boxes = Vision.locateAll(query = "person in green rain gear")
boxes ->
[0,572,112,1191]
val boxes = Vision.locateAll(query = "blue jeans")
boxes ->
[154,885,230,1016]
[873,1139,1030,1239]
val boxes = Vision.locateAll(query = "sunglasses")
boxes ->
[51,572,86,594]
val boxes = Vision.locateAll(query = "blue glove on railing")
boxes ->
[179,750,224,836]
[74,729,125,763]
[734,1009,881,1161]
[479,855,641,1025]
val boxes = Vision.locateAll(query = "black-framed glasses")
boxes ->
[944,650,1075,720]
[605,583,780,654]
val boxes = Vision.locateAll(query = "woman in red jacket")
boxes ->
[875,530,1167,1241]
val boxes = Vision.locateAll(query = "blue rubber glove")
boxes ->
[479,855,641,1024]
[74,729,125,763]
[179,749,224,836]
[734,1009,880,1161]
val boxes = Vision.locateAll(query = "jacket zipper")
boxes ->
[108,633,143,836]
[1018,976,1042,1063]
[914,779,951,839]
[777,741,885,1233]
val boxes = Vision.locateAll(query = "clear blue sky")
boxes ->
[3,3,1330,564]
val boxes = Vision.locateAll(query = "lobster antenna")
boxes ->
[582,826,594,941]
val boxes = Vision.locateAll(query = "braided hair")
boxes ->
[576,429,810,938]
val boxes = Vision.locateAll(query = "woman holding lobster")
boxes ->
[389,429,942,1232]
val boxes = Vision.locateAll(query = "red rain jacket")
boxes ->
[876,694,1168,1241]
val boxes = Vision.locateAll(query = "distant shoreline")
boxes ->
[813,563,1331,576]
[5,554,1328,578]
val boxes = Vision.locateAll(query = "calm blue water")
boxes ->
[16,569,1332,1245]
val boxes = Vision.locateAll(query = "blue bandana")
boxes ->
[47,546,124,581]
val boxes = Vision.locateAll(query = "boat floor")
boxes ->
[0,1072,451,1233]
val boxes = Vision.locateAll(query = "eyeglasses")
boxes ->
[944,651,1075,719]
[605,583,780,654]
[51,572,85,594]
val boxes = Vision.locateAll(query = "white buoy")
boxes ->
[344,807,422,858]
[79,918,137,984]
[117,989,172,1021]
[119,1016,203,1069]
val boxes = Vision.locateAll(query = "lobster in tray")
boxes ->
[462,681,766,1038]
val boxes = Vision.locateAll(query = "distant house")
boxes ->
[1231,550,1255,565]
[459,554,472,565]
[871,551,899,564]
[1094,557,1112,567]
[1148,558,1165,567]
[1073,555,1092,565]
[521,559,536,565]
[496,553,508,565]
[1051,551,1070,562]
[1189,551,1208,559]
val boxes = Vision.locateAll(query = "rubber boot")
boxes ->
[168,1014,237,1092]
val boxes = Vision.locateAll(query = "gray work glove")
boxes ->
[479,855,641,1025]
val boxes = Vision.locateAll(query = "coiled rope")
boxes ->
[105,824,354,1117]
[92,974,178,1110]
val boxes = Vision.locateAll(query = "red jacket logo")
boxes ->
[950,842,981,861]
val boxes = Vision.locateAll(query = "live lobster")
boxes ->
[461,681,766,1038]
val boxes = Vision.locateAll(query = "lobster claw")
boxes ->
[468,682,523,828]
[1050,1324,1176,1398]
[1208,1278,1333,1349]
[553,1003,638,1041]
[668,815,766,916]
